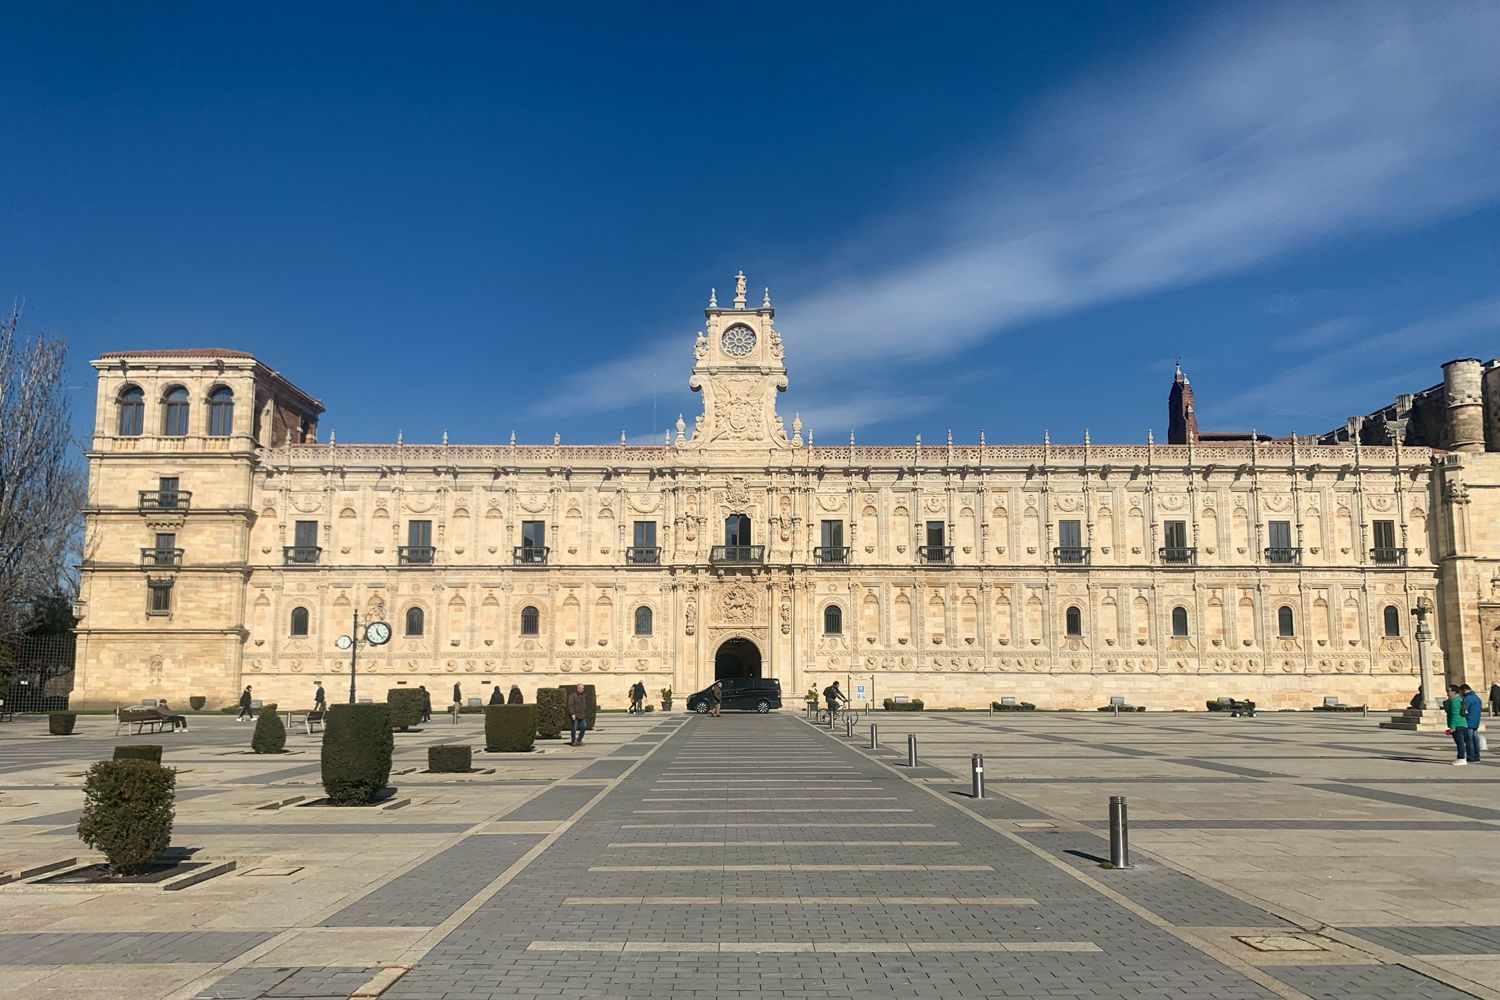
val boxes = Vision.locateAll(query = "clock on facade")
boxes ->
[721,324,756,358]
[365,621,392,645]
[335,634,353,650]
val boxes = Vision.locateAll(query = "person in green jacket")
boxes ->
[1444,684,1468,764]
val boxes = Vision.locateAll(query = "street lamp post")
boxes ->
[335,613,391,705]
[1412,599,1435,712]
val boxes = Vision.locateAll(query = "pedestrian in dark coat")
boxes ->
[1460,684,1484,763]
[1489,682,1500,718]
[567,684,588,746]
[420,685,432,723]
[508,685,523,705]
[489,686,503,705]
[452,682,462,707]
[237,686,254,721]
[313,683,327,713]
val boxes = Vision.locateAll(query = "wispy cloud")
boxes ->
[1210,294,1500,429]
[541,2,1500,418]
[1274,316,1364,352]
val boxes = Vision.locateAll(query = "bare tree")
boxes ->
[0,304,85,640]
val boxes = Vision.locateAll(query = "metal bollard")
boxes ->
[989,703,994,718]
[845,716,854,738]
[907,733,918,767]
[868,723,878,749]
[828,711,836,731]
[1108,795,1133,869]
[971,754,985,799]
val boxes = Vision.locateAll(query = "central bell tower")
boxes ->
[684,271,789,449]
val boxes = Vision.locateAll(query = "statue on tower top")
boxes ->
[733,270,747,309]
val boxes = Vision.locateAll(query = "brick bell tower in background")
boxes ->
[1167,360,1198,445]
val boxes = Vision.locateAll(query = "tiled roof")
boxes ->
[97,349,258,359]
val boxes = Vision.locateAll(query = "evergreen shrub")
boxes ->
[990,701,1036,712]
[882,699,925,711]
[321,703,394,805]
[113,745,163,764]
[387,688,424,731]
[251,703,286,753]
[77,759,175,874]
[49,712,77,735]
[485,705,536,752]
[428,745,472,772]
[188,696,206,711]
[535,689,567,739]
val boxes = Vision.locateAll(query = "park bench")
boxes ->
[0,699,12,723]
[300,709,327,735]
[1228,698,1256,717]
[116,707,171,735]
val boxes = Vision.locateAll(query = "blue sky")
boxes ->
[3,2,1497,448]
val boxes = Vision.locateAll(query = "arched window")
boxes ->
[207,386,234,437]
[161,386,189,437]
[290,606,309,636]
[824,604,843,635]
[1383,605,1401,637]
[117,385,144,436]
[520,605,540,636]
[405,606,425,637]
[634,605,653,636]
[1171,606,1189,637]
[1065,605,1082,636]
[1277,605,1295,637]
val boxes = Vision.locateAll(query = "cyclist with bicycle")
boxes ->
[823,681,848,718]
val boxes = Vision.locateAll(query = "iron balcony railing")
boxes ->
[625,546,661,565]
[1371,547,1407,566]
[513,545,550,565]
[1265,546,1301,565]
[1159,546,1197,566]
[138,490,191,512]
[399,545,436,566]
[1054,546,1090,566]
[918,545,953,565]
[711,544,765,564]
[140,547,183,569]
[283,545,322,565]
[815,546,851,565]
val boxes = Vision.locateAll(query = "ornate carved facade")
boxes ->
[72,276,1500,710]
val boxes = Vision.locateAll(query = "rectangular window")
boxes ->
[633,521,656,549]
[629,520,658,564]
[1163,521,1188,549]
[152,532,176,567]
[522,520,546,549]
[821,520,844,549]
[291,520,319,563]
[158,476,180,509]
[1268,521,1292,549]
[926,521,945,548]
[1373,520,1396,549]
[408,520,432,548]
[147,581,173,616]
[1058,520,1081,549]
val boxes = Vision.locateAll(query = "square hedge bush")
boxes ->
[428,745,472,773]
[113,745,163,764]
[321,703,394,805]
[387,688,425,731]
[485,705,536,752]
[535,689,566,739]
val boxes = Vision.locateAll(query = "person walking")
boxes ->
[1461,684,1484,763]
[237,685,254,721]
[488,685,503,705]
[1489,681,1500,719]
[711,680,723,717]
[507,684,523,705]
[452,682,462,708]
[420,685,432,723]
[313,682,327,714]
[1445,684,1469,764]
[631,680,647,714]
[567,683,588,746]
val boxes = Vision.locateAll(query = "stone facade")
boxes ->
[72,276,1500,711]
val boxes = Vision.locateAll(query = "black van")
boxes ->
[686,677,783,714]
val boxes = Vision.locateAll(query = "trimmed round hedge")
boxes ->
[113,745,163,764]
[77,759,175,874]
[321,703,394,805]
[387,688,425,731]
[251,702,286,754]
[535,689,566,740]
[49,712,77,735]
[188,696,207,711]
[428,745,472,773]
[484,705,536,753]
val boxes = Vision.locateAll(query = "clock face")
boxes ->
[365,621,392,646]
[721,324,757,358]
[335,634,353,650]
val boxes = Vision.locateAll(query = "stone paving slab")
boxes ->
[321,834,544,927]
[1275,964,1479,999]
[501,783,601,821]
[193,965,381,999]
[0,931,274,964]
[1345,925,1500,955]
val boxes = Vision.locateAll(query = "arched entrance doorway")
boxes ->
[715,637,761,680]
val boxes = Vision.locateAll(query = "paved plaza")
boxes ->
[0,708,1496,998]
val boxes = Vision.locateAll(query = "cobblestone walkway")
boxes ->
[379,715,1456,1000]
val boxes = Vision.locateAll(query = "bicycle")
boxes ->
[817,704,860,729]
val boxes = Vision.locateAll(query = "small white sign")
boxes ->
[894,695,910,704]
[855,684,867,701]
